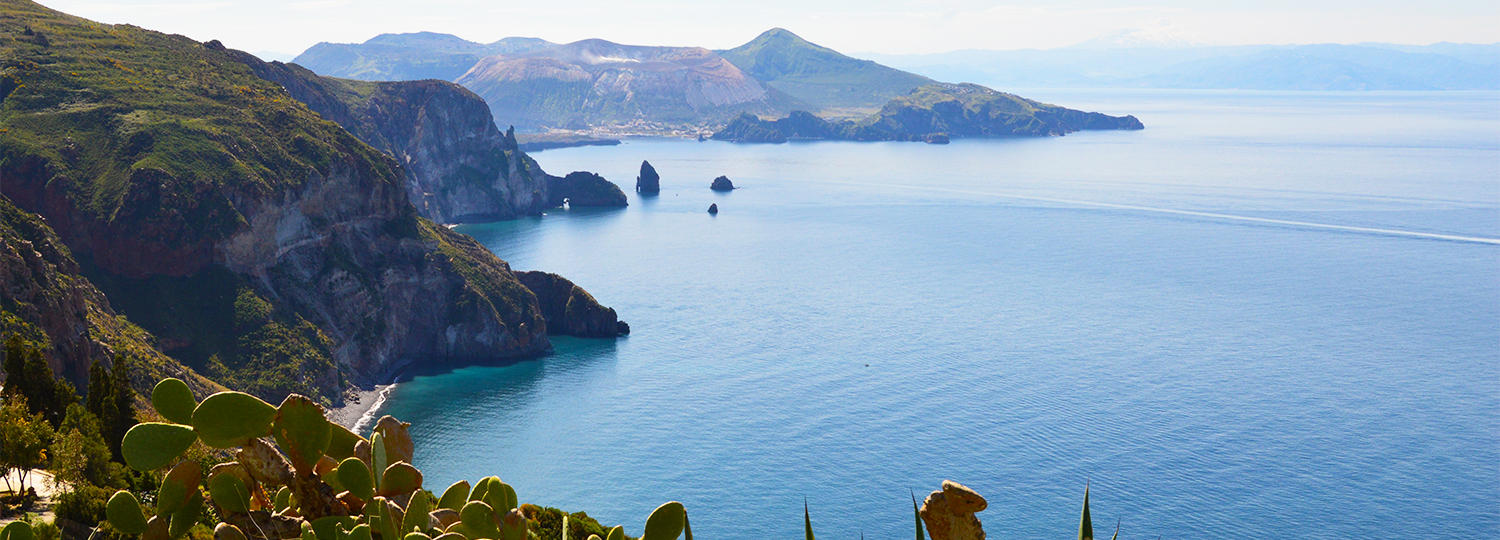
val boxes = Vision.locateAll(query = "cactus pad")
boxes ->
[642,502,686,540]
[121,422,199,472]
[274,395,333,476]
[151,378,197,425]
[193,391,277,448]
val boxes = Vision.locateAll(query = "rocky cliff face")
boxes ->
[515,271,628,338]
[232,54,552,224]
[0,3,554,403]
[0,197,225,397]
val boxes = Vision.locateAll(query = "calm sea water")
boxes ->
[376,90,1500,539]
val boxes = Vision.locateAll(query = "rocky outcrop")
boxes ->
[919,480,987,540]
[636,161,661,193]
[514,272,629,338]
[547,172,628,207]
[0,5,553,403]
[231,52,552,224]
[711,176,736,191]
[707,204,718,214]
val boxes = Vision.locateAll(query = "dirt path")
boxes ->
[0,469,58,525]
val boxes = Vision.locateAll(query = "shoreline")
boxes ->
[325,384,395,431]
[325,359,417,431]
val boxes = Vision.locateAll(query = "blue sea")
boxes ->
[374,90,1500,539]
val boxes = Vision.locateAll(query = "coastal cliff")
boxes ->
[0,197,225,397]
[515,271,628,338]
[0,2,562,403]
[231,53,553,224]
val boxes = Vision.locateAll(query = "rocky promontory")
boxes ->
[548,172,629,207]
[515,272,630,337]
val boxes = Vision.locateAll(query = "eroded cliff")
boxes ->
[0,2,556,403]
[232,54,553,224]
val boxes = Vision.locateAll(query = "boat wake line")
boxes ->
[838,179,1500,246]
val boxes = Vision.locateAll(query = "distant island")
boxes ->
[712,83,1143,143]
[291,28,1142,137]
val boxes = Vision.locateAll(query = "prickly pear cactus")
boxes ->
[104,377,686,540]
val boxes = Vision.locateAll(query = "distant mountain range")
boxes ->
[295,31,555,81]
[855,39,1500,91]
[717,28,933,111]
[293,28,943,130]
[452,38,800,129]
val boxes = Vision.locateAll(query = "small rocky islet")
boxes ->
[711,176,736,191]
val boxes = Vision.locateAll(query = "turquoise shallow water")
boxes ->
[376,90,1500,539]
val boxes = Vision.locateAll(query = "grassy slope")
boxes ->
[0,0,401,227]
[0,1,546,404]
[719,28,933,110]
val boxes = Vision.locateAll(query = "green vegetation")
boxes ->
[102,378,690,540]
[2,335,76,426]
[80,265,339,405]
[718,28,933,110]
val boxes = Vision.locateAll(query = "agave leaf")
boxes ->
[1079,482,1093,540]
[912,489,924,540]
[561,515,569,540]
[804,499,814,540]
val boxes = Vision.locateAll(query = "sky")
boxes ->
[40,0,1500,58]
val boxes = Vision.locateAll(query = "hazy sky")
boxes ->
[41,0,1500,57]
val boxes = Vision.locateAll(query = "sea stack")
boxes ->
[711,176,735,191]
[636,160,661,193]
[708,203,719,214]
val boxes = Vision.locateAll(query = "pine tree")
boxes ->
[0,335,76,428]
[85,355,138,463]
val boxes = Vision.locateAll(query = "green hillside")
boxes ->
[719,28,933,111]
[0,0,552,404]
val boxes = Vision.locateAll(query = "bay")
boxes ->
[376,90,1500,539]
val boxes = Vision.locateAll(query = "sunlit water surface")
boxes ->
[375,90,1500,539]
